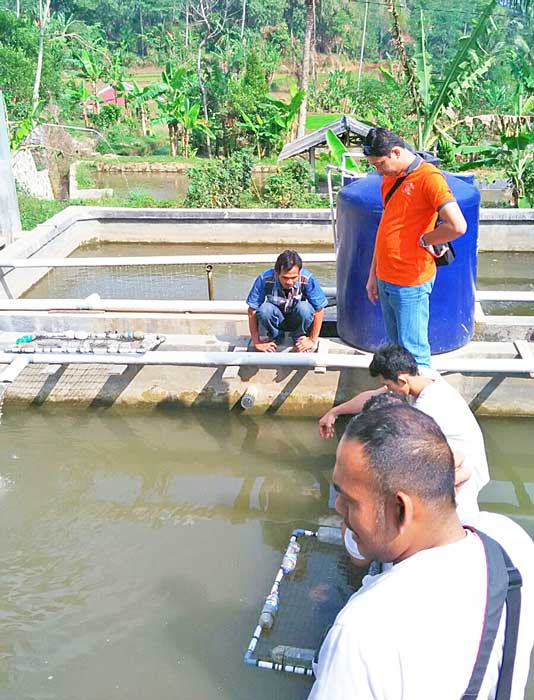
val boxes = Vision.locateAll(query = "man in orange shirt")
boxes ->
[363,128,467,367]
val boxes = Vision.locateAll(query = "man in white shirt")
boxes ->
[318,343,489,520]
[310,403,534,700]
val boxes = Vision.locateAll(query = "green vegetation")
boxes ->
[185,150,255,208]
[263,160,324,208]
[1,0,533,209]
[75,161,96,189]
[17,193,68,230]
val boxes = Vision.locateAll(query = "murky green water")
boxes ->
[22,245,534,310]
[92,171,190,201]
[91,171,269,201]
[477,252,534,316]
[0,408,533,699]
[23,243,337,301]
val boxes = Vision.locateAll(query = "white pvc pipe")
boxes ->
[0,253,337,268]
[0,292,337,313]
[1,350,533,374]
[0,356,30,383]
[476,290,534,302]
[0,298,249,313]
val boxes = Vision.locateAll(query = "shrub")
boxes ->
[17,193,67,230]
[90,103,121,129]
[95,124,160,156]
[523,160,534,207]
[263,160,316,208]
[75,161,96,189]
[185,150,256,207]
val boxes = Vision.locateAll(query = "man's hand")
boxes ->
[453,450,471,494]
[295,336,317,353]
[254,339,277,353]
[366,273,379,304]
[318,410,336,438]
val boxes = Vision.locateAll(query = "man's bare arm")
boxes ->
[318,387,387,438]
[422,201,467,247]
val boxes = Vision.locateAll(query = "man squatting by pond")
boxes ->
[246,249,327,353]
[363,127,467,368]
[309,401,534,699]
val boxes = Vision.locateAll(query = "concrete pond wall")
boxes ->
[0,205,532,414]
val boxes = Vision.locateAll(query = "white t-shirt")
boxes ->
[414,372,490,494]
[312,512,534,700]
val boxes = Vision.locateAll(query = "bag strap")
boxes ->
[495,545,523,700]
[461,527,523,700]
[383,174,408,206]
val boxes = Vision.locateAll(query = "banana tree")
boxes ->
[236,110,267,158]
[74,48,105,114]
[106,51,130,116]
[386,0,534,150]
[267,87,306,142]
[459,130,534,206]
[152,64,194,156]
[153,65,211,157]
[180,99,213,158]
[129,81,161,136]
[457,91,534,207]
[64,80,92,127]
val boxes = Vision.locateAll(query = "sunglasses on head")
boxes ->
[362,128,376,156]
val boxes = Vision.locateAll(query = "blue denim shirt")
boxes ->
[246,268,328,313]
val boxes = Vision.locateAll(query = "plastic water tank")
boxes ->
[336,172,480,353]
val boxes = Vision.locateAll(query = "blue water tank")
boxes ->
[336,172,480,353]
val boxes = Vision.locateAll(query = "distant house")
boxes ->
[91,83,133,110]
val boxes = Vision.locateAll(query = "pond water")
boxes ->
[22,245,534,310]
[90,170,512,205]
[93,171,190,201]
[23,243,337,301]
[91,171,269,201]
[478,252,534,316]
[0,408,533,699]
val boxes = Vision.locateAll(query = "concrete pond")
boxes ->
[0,407,533,700]
[0,206,533,414]
[0,206,534,699]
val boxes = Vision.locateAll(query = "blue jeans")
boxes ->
[377,277,435,367]
[257,300,315,342]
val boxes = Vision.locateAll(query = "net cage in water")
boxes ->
[244,527,367,675]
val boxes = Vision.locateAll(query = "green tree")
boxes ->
[0,8,63,121]
[73,47,105,113]
[153,63,211,156]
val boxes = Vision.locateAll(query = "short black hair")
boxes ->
[369,344,418,382]
[363,127,407,157]
[275,249,303,274]
[362,392,406,413]
[344,403,455,505]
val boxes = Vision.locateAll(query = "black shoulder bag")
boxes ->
[384,173,456,267]
[462,527,523,700]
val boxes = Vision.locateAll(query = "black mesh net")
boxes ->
[251,532,367,668]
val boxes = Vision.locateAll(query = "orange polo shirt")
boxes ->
[375,161,455,286]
